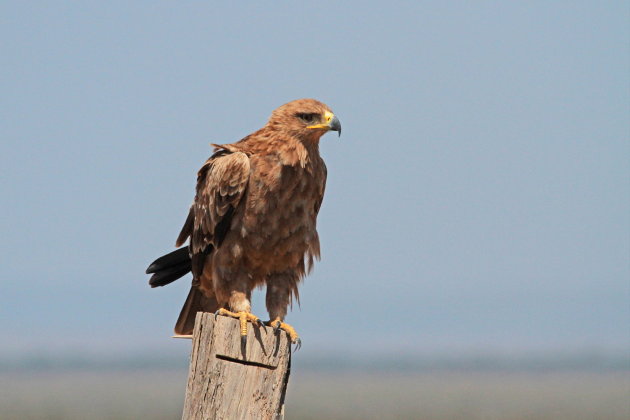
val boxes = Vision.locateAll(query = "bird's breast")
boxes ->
[236,163,323,272]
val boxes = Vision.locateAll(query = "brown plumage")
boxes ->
[146,99,340,343]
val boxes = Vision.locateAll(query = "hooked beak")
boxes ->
[307,110,342,137]
[328,114,341,137]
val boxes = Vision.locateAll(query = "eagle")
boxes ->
[146,99,340,348]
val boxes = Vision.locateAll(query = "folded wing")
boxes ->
[176,149,251,278]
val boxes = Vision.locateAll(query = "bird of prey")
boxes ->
[146,99,340,348]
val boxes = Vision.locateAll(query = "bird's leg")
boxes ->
[266,276,301,349]
[215,308,264,344]
[268,318,301,350]
[214,292,264,347]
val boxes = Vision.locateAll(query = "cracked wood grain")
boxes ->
[182,313,291,420]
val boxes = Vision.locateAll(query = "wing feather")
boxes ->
[176,150,250,255]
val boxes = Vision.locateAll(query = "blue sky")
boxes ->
[1,1,628,359]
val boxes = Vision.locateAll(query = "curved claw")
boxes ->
[267,319,282,334]
[213,309,264,348]
[293,338,302,352]
[256,319,266,329]
[267,318,300,348]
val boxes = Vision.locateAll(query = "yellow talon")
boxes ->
[269,318,301,347]
[240,312,247,337]
[215,309,263,344]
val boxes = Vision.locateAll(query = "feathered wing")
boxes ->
[192,149,250,251]
[173,148,251,334]
[305,161,327,275]
[314,161,327,215]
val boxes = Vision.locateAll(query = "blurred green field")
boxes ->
[1,368,628,419]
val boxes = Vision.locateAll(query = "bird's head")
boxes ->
[267,98,341,141]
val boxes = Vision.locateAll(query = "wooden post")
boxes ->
[181,312,291,420]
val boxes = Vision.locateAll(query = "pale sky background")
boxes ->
[1,2,628,361]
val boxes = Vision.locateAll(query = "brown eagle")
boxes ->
[146,99,340,347]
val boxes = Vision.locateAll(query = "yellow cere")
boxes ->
[307,111,335,130]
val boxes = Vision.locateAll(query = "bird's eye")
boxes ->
[296,113,319,124]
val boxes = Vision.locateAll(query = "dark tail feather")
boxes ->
[146,247,190,274]
[146,247,192,288]
[174,287,219,335]
[148,262,191,288]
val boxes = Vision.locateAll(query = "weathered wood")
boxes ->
[182,312,291,420]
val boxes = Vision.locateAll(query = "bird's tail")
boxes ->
[146,247,192,288]
[174,286,220,335]
[147,247,219,335]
